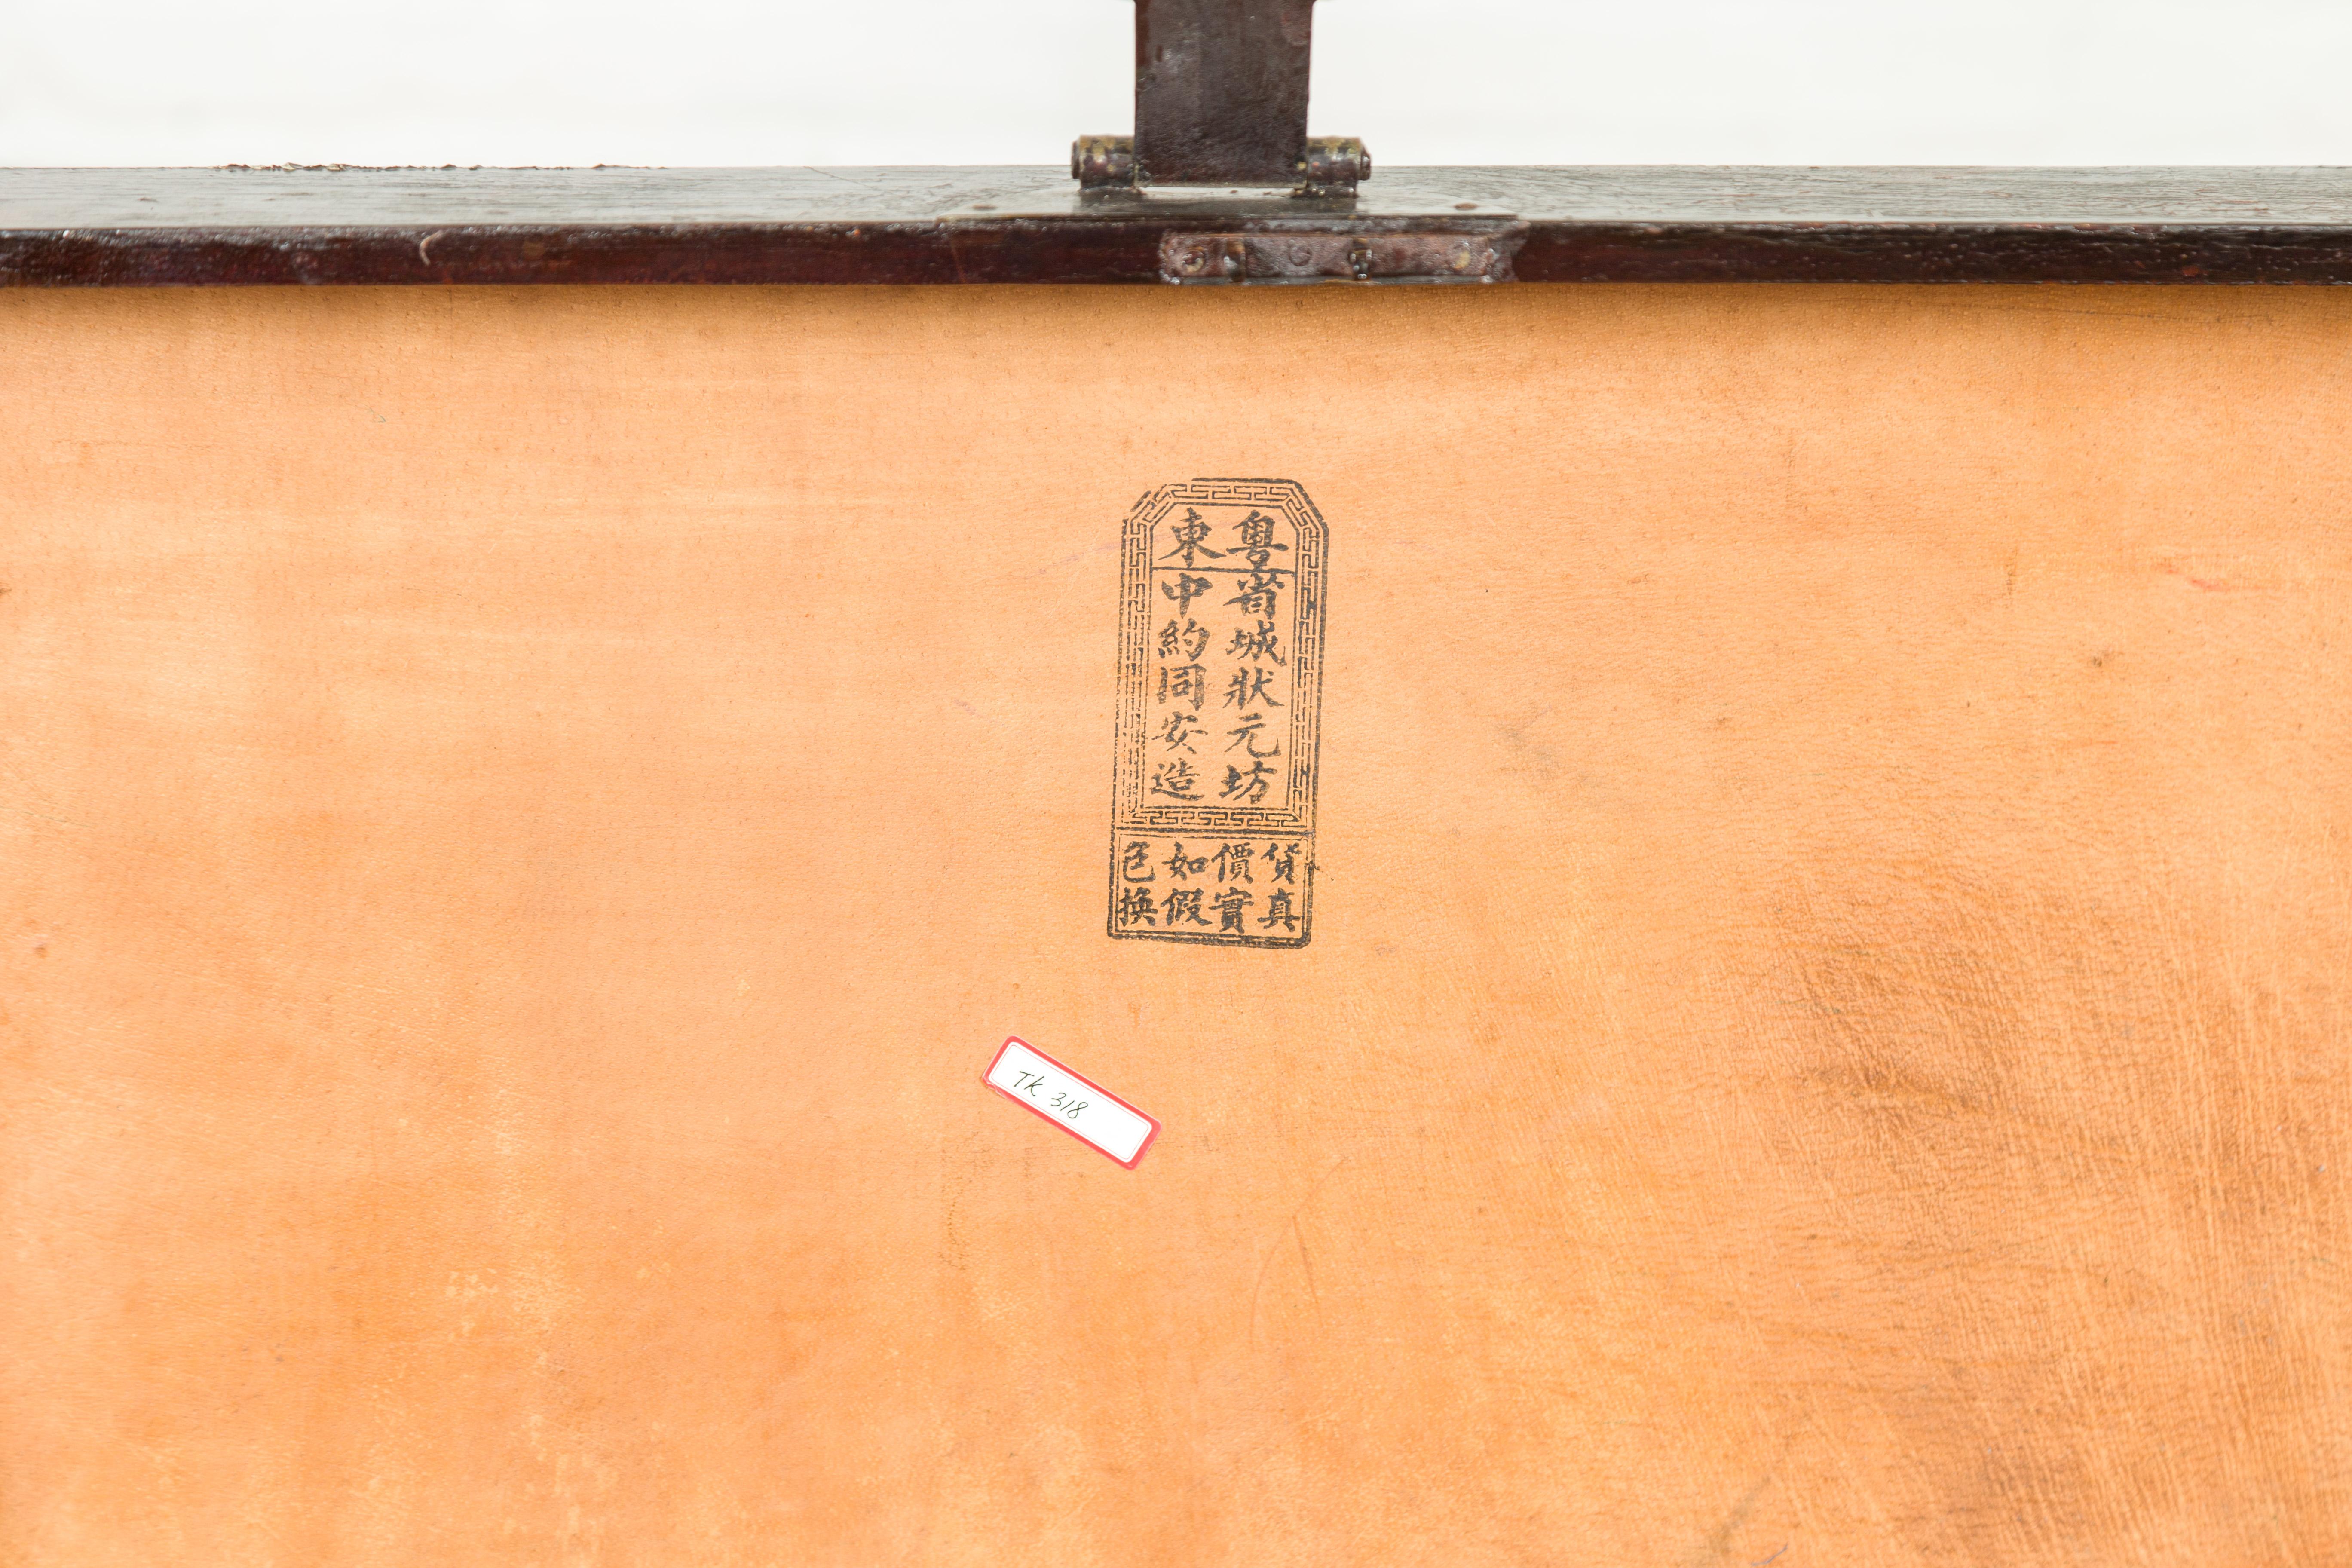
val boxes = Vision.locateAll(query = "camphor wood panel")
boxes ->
[2,284,2347,1565]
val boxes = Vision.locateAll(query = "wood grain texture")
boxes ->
[1,284,2347,1565]
[6,165,2352,285]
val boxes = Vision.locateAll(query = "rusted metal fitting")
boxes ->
[1075,0,1367,198]
[1162,236,1252,280]
[1298,138,1370,196]
[1072,135,1136,189]
[1159,230,1521,285]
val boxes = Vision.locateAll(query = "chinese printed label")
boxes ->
[1109,478,1326,947]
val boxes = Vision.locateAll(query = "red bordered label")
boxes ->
[983,1037,1160,1168]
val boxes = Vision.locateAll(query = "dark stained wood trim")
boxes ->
[6,165,2352,286]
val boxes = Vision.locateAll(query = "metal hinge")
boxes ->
[1073,0,1368,197]
[1159,230,1522,285]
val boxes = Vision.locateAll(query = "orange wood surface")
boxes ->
[3,284,2347,1565]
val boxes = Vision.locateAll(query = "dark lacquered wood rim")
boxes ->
[7,165,2352,286]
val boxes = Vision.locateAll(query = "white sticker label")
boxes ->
[983,1038,1159,1167]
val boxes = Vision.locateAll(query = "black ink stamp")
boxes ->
[1110,479,1326,947]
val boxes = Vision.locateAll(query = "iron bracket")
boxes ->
[1072,0,1369,196]
[1158,229,1521,284]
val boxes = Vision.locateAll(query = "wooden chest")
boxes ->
[4,165,2349,1565]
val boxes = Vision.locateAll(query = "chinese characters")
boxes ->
[1146,505,1298,814]
[1112,836,1306,936]
[1112,480,1325,948]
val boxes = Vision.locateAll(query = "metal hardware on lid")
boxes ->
[1158,230,1520,285]
[1071,135,1136,186]
[1074,0,1368,196]
[1302,137,1372,195]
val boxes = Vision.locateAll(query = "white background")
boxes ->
[5,1,2351,168]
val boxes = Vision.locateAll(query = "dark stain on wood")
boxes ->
[7,165,2352,287]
